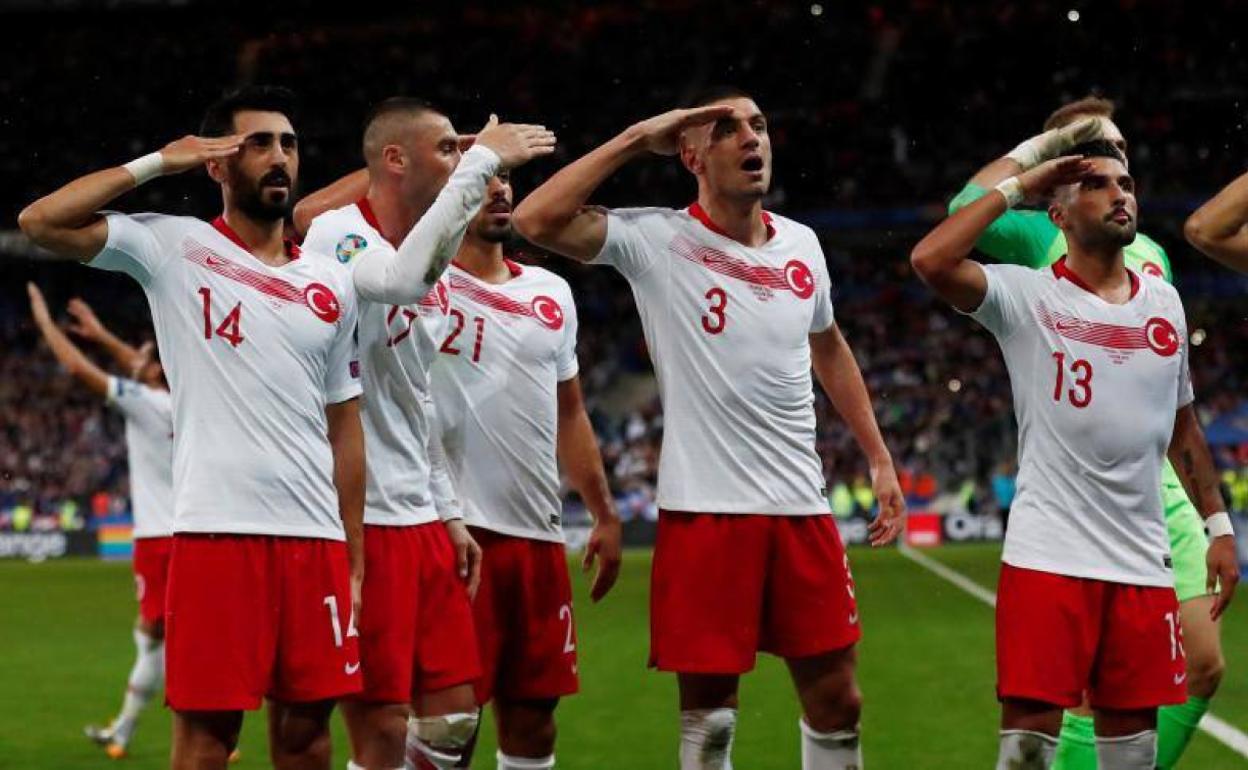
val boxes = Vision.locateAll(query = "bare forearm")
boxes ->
[96,329,144,373]
[968,156,1024,189]
[1169,408,1228,517]
[558,412,616,524]
[1185,171,1248,272]
[812,330,891,468]
[329,402,367,571]
[34,316,110,396]
[293,168,368,238]
[18,167,135,259]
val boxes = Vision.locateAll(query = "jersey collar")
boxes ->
[355,197,393,248]
[687,201,776,243]
[211,216,301,260]
[1051,256,1139,300]
[451,258,523,281]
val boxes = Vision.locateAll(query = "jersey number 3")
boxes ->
[198,288,244,347]
[701,287,728,335]
[1052,352,1092,408]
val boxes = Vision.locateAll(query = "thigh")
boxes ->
[1162,477,1211,604]
[133,536,173,627]
[1180,593,1224,692]
[414,523,482,696]
[1090,584,1186,711]
[762,515,861,659]
[500,538,579,701]
[352,525,419,704]
[272,537,361,704]
[650,511,769,675]
[165,534,273,712]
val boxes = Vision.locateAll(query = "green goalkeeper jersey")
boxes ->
[949,182,1209,601]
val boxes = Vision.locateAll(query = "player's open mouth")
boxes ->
[741,156,764,173]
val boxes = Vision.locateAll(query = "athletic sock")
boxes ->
[680,708,736,770]
[997,730,1058,770]
[1156,697,1210,768]
[1095,730,1156,769]
[496,751,555,769]
[799,719,862,769]
[111,627,163,746]
[1052,711,1098,770]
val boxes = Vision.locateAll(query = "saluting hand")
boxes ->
[626,105,736,156]
[156,134,247,175]
[474,115,557,170]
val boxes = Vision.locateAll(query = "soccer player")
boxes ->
[429,171,623,770]
[26,286,172,760]
[299,99,557,770]
[1185,167,1248,272]
[912,143,1240,769]
[513,88,905,770]
[948,97,1227,769]
[18,85,366,770]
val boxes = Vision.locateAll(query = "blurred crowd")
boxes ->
[3,0,1248,529]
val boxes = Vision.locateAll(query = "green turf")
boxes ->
[0,545,1244,768]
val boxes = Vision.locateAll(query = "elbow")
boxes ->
[1183,212,1214,255]
[17,203,48,243]
[291,200,317,240]
[512,201,552,246]
[909,243,939,284]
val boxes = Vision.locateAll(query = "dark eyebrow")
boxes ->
[244,131,298,143]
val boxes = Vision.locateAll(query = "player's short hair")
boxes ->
[687,85,757,109]
[1044,96,1116,131]
[362,97,447,162]
[1069,139,1127,165]
[200,85,299,137]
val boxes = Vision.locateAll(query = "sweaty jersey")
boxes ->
[593,204,836,515]
[107,376,174,539]
[432,261,579,542]
[91,213,361,540]
[969,260,1193,586]
[303,200,452,526]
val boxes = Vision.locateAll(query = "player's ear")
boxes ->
[204,157,227,184]
[382,144,405,174]
[679,136,702,175]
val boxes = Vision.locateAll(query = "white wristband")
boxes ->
[122,152,164,186]
[1206,512,1235,539]
[994,177,1025,208]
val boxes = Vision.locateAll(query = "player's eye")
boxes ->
[280,134,298,151]
[751,119,767,134]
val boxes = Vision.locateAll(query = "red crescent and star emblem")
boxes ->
[1145,316,1180,357]
[1141,261,1165,278]
[304,283,341,324]
[531,295,564,330]
[784,260,815,299]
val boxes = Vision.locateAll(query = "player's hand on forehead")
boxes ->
[630,104,735,156]
[157,133,247,175]
[473,113,558,170]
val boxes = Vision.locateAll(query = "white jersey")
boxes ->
[970,259,1194,586]
[91,213,361,540]
[106,376,174,539]
[303,201,451,526]
[593,204,837,514]
[432,261,579,542]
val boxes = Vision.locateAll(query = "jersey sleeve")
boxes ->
[966,263,1036,341]
[592,208,661,280]
[556,288,580,382]
[949,184,1061,268]
[809,241,836,333]
[323,277,363,404]
[425,395,462,522]
[90,213,169,286]
[106,376,171,429]
[1175,306,1195,409]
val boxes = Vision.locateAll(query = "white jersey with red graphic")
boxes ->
[91,213,361,540]
[303,199,452,526]
[593,204,836,515]
[970,259,1194,586]
[432,261,578,542]
[107,376,175,539]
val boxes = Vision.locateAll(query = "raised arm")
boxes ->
[18,135,244,261]
[293,169,369,239]
[1168,405,1240,620]
[1185,170,1248,273]
[913,156,1091,311]
[65,298,147,375]
[327,397,366,622]
[27,283,110,396]
[556,376,622,602]
[351,118,555,305]
[809,324,904,546]
[513,105,734,261]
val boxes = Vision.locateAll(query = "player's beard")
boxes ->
[233,168,296,223]
[477,221,512,244]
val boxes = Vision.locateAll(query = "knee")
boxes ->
[805,683,862,733]
[500,713,556,756]
[272,715,331,763]
[1188,651,1226,698]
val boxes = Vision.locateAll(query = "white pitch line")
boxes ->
[896,543,1248,761]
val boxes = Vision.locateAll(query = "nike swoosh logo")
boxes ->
[1054,320,1084,332]
[1174,672,1187,685]
[205,256,227,267]
[848,613,859,625]
[345,661,360,675]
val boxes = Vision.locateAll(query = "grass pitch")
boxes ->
[2,544,1245,768]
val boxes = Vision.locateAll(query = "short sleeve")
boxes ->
[809,243,836,333]
[556,289,580,382]
[966,263,1035,341]
[324,278,363,404]
[591,208,661,280]
[106,376,171,429]
[1175,313,1195,409]
[90,213,169,286]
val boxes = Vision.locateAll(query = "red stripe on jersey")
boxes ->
[182,240,342,324]
[448,274,564,330]
[669,236,815,299]
[1036,303,1180,357]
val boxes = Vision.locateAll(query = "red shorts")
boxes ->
[132,536,173,625]
[164,534,361,711]
[650,511,861,674]
[351,523,480,703]
[470,528,579,704]
[997,563,1187,710]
